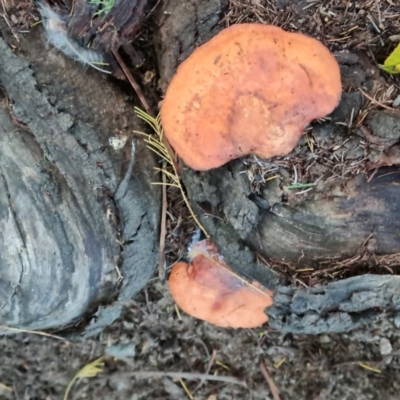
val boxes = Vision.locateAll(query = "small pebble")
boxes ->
[392,95,400,108]
[379,338,392,356]
[319,334,331,344]
[394,312,400,328]
[105,343,136,360]
[123,321,134,330]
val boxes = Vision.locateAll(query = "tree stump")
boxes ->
[0,25,160,336]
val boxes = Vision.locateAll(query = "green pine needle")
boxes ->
[287,183,315,190]
[90,0,115,18]
[63,357,104,400]
[133,108,209,238]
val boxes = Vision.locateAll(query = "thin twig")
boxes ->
[70,0,76,16]
[112,49,152,115]
[123,371,247,387]
[158,164,167,279]
[260,362,281,400]
[0,325,70,342]
[358,88,400,112]
[142,0,161,22]
[113,51,176,167]
[359,124,397,146]
[194,349,217,392]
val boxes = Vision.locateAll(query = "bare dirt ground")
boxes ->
[1,0,400,399]
[2,282,400,400]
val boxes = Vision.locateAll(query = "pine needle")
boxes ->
[0,382,12,391]
[0,324,69,342]
[179,378,194,400]
[90,0,115,18]
[273,357,286,369]
[358,362,381,373]
[124,370,247,387]
[63,357,104,400]
[158,161,167,279]
[359,88,400,112]
[133,108,209,238]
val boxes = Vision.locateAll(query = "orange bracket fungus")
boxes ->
[161,23,342,170]
[168,240,273,328]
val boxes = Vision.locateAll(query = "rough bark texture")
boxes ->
[154,0,400,334]
[68,0,148,52]
[183,164,400,265]
[0,27,160,336]
[154,0,229,92]
[267,275,400,334]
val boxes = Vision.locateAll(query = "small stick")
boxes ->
[358,88,400,112]
[194,349,217,392]
[0,325,70,343]
[158,164,167,279]
[113,50,176,162]
[359,125,397,147]
[260,362,281,400]
[112,49,152,115]
[125,371,247,387]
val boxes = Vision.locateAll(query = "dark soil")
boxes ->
[2,282,400,400]
[1,0,400,399]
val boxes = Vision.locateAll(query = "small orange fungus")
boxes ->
[168,240,273,328]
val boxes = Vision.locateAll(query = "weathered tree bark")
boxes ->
[0,26,160,335]
[154,0,229,93]
[68,0,149,52]
[154,0,400,334]
[182,164,400,266]
[267,275,400,335]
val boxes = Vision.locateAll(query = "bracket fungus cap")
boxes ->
[161,23,342,170]
[168,240,273,328]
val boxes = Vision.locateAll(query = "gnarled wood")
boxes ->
[0,27,160,335]
[68,0,148,52]
[183,164,400,266]
[267,275,400,334]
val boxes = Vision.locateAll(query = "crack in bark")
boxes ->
[115,140,136,200]
[0,167,25,307]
